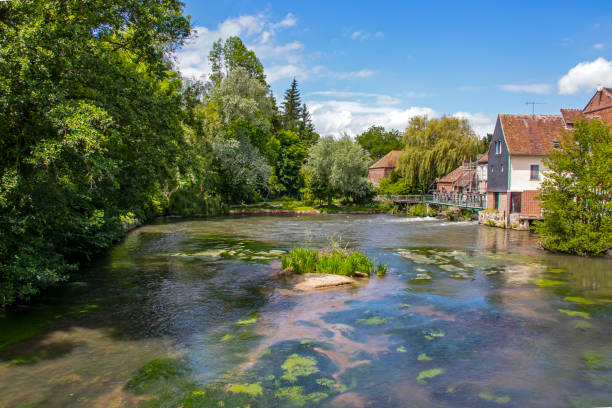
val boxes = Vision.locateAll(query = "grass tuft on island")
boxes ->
[281,247,386,277]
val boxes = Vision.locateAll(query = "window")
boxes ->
[553,140,561,149]
[495,141,502,154]
[530,164,540,180]
[500,164,504,173]
[490,165,494,174]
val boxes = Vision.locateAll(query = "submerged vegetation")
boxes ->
[281,247,382,277]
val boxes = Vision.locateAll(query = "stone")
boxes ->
[293,274,356,291]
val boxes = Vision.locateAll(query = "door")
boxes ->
[510,192,521,214]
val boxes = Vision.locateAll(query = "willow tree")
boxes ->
[395,116,486,193]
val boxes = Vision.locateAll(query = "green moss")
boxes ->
[281,354,319,382]
[565,296,595,305]
[356,316,386,325]
[396,346,407,353]
[557,309,590,319]
[228,383,262,396]
[125,358,189,394]
[416,368,444,383]
[422,329,445,340]
[478,391,510,404]
[417,353,432,361]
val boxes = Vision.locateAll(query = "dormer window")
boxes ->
[495,141,502,154]
[553,140,561,149]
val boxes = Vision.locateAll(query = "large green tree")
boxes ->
[536,119,612,256]
[0,0,191,305]
[395,116,485,193]
[356,126,402,160]
[303,136,373,204]
[208,36,266,87]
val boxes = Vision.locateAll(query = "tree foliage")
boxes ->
[535,119,612,256]
[303,136,373,204]
[0,0,192,306]
[356,126,402,160]
[208,36,265,87]
[395,116,486,193]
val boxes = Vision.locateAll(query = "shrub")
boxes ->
[408,203,435,217]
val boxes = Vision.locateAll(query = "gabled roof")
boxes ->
[477,151,488,164]
[583,87,612,114]
[560,108,582,126]
[499,114,567,155]
[438,165,470,184]
[369,150,402,169]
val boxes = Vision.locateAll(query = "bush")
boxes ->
[408,204,435,217]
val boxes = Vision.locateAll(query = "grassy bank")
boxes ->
[281,247,387,277]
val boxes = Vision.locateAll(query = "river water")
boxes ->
[0,214,610,407]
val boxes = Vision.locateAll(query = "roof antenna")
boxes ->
[525,101,545,115]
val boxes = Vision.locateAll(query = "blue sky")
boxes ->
[177,1,612,136]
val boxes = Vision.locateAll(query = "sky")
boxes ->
[176,1,612,137]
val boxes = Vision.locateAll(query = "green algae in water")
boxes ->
[316,378,335,388]
[237,314,258,326]
[572,320,593,329]
[396,346,407,353]
[357,316,387,325]
[228,383,263,396]
[275,386,328,406]
[446,386,456,393]
[300,339,313,345]
[125,358,189,394]
[547,268,566,273]
[565,296,596,305]
[423,329,445,340]
[558,309,591,319]
[221,334,235,342]
[281,354,319,382]
[417,353,432,361]
[535,279,565,287]
[416,368,444,383]
[479,391,510,404]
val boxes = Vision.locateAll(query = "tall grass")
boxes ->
[281,247,379,277]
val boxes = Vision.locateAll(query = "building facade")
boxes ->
[367,150,402,185]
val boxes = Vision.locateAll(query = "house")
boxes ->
[436,162,477,194]
[368,150,402,185]
[476,152,488,194]
[483,87,611,229]
[484,114,567,228]
[582,86,612,123]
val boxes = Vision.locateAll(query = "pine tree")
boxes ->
[299,103,318,146]
[282,78,302,126]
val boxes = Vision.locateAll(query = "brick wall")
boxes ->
[368,168,387,185]
[498,192,508,215]
[486,192,496,209]
[521,190,541,217]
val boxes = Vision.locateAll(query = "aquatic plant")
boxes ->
[281,247,378,277]
[281,354,320,382]
[565,296,595,305]
[479,391,510,404]
[237,314,258,326]
[228,383,263,396]
[356,316,386,325]
[557,309,590,319]
[275,385,328,405]
[126,358,189,394]
[416,368,444,383]
[417,353,432,361]
[376,263,387,277]
[422,329,445,340]
[397,346,407,353]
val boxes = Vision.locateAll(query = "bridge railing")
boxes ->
[376,193,487,209]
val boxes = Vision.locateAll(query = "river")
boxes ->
[0,214,610,407]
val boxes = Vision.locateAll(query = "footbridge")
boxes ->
[376,193,487,211]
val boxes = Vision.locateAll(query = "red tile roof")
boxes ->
[477,151,488,164]
[369,150,402,169]
[499,114,567,155]
[560,109,582,125]
[438,165,471,184]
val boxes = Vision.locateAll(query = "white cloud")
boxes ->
[499,83,551,94]
[593,43,605,49]
[349,30,384,41]
[335,70,375,79]
[176,13,299,80]
[311,91,401,105]
[558,57,612,95]
[307,98,436,137]
[452,112,496,136]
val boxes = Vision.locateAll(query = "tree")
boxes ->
[535,119,612,256]
[267,130,307,196]
[395,116,486,193]
[282,78,302,125]
[0,0,192,305]
[208,37,265,87]
[303,136,373,204]
[356,126,402,160]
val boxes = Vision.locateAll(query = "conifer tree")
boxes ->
[282,78,302,125]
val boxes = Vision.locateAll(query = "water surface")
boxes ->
[1,215,610,407]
